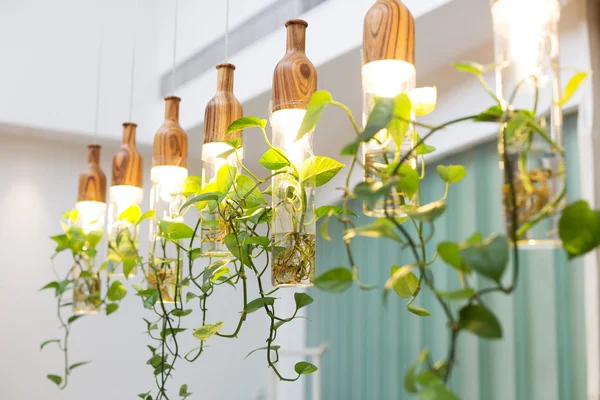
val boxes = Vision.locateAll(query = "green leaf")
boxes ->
[294,361,318,375]
[404,365,418,394]
[475,105,504,122]
[63,209,78,222]
[314,268,354,293]
[259,148,291,170]
[294,292,314,310]
[137,210,155,225]
[559,200,600,259]
[69,361,90,372]
[453,61,484,75]
[315,205,357,220]
[51,234,69,252]
[106,303,119,315]
[172,309,193,317]
[193,321,224,340]
[245,297,276,314]
[420,383,459,400]
[119,204,142,223]
[354,177,401,210]
[231,175,267,208]
[417,370,441,386]
[40,339,60,351]
[107,281,127,301]
[345,218,406,243]
[226,116,267,134]
[180,192,220,213]
[405,201,447,222]
[244,235,270,248]
[245,345,281,360]
[160,328,187,338]
[436,288,476,301]
[407,305,432,317]
[47,374,62,386]
[460,235,509,282]
[320,214,332,241]
[459,304,503,339]
[436,165,466,184]
[397,163,420,199]
[143,291,160,309]
[186,292,198,303]
[302,156,345,187]
[384,265,414,299]
[216,164,237,198]
[386,92,412,148]
[123,258,137,279]
[557,71,589,106]
[86,230,103,250]
[179,384,192,397]
[166,222,195,240]
[68,315,83,324]
[437,242,468,272]
[341,97,395,155]
[390,266,419,298]
[296,90,332,141]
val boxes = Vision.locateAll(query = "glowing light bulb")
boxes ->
[270,109,309,167]
[150,166,188,222]
[362,60,416,98]
[75,201,107,234]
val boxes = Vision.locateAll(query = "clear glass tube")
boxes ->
[492,0,565,248]
[200,142,242,258]
[73,200,105,314]
[362,60,417,217]
[106,186,143,276]
[269,102,316,287]
[148,166,187,304]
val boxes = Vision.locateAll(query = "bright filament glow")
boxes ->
[362,60,416,98]
[492,0,560,77]
[202,142,244,184]
[270,109,308,167]
[75,201,106,234]
[150,166,188,222]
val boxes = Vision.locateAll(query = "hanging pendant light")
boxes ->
[148,96,188,303]
[362,0,417,218]
[201,63,243,258]
[491,0,565,248]
[270,19,317,288]
[74,144,106,314]
[107,123,143,277]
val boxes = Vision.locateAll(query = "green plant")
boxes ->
[42,62,597,399]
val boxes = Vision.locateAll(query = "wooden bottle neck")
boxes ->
[216,64,235,92]
[164,96,181,121]
[87,145,101,165]
[286,20,308,53]
[122,123,137,146]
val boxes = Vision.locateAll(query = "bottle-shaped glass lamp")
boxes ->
[107,123,143,277]
[362,0,417,217]
[149,96,188,304]
[270,19,318,287]
[73,144,106,314]
[201,63,243,258]
[492,0,565,248]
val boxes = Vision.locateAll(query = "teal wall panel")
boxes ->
[307,115,585,400]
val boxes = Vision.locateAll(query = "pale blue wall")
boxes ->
[307,114,586,400]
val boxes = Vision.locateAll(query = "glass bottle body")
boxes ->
[200,142,242,258]
[493,0,565,247]
[106,185,143,276]
[362,60,417,218]
[269,104,316,287]
[148,166,187,304]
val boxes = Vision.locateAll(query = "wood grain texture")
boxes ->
[272,19,317,112]
[203,63,244,144]
[112,123,143,188]
[153,96,188,168]
[363,0,415,65]
[77,145,107,202]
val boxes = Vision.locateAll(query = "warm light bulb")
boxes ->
[202,142,244,183]
[493,0,560,77]
[75,201,107,234]
[110,186,144,215]
[362,60,416,98]
[150,166,188,222]
[270,109,308,166]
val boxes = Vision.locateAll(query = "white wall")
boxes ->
[0,133,313,400]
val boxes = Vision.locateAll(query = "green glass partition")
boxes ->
[307,114,586,400]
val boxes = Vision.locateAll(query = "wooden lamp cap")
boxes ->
[272,19,317,112]
[153,96,188,168]
[77,144,107,203]
[363,0,415,65]
[112,122,143,188]
[203,63,244,144]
